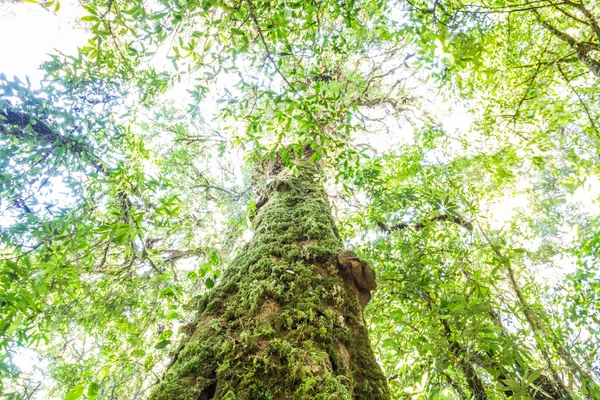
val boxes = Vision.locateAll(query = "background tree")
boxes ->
[1,0,599,399]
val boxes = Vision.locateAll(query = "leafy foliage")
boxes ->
[1,0,599,398]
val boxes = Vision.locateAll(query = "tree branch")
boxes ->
[536,14,600,77]
[0,106,106,172]
[378,214,474,233]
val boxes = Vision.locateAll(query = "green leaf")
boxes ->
[209,251,219,265]
[87,382,99,400]
[97,366,110,381]
[64,384,84,400]
[526,369,543,386]
[159,329,173,340]
[154,340,171,349]
[131,349,146,358]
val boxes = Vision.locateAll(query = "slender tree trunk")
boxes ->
[422,292,489,399]
[486,310,571,400]
[480,228,596,398]
[150,158,390,399]
[438,318,488,400]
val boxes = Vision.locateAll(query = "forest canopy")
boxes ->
[0,0,599,399]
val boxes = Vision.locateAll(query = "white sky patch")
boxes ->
[486,192,530,230]
[241,228,253,243]
[0,1,86,83]
[7,347,52,398]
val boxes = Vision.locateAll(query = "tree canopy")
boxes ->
[1,0,599,398]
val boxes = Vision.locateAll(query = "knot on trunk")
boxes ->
[336,251,377,309]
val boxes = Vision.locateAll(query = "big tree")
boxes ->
[150,153,389,399]
[1,0,599,399]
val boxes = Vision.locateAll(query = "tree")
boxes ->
[150,154,389,399]
[1,0,600,399]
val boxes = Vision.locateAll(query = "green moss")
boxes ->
[149,161,389,400]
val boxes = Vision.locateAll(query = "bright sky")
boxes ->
[0,1,86,83]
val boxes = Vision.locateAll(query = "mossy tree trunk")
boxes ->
[150,158,390,400]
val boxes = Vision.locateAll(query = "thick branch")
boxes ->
[561,0,600,41]
[0,106,106,172]
[378,214,474,233]
[162,247,205,261]
[537,17,600,77]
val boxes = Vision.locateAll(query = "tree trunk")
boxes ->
[150,159,390,400]
[486,310,572,400]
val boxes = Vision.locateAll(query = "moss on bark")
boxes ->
[150,161,390,400]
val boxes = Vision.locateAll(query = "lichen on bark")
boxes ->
[150,159,390,400]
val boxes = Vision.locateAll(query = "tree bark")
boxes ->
[150,159,390,399]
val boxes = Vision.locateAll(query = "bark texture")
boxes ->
[150,161,390,400]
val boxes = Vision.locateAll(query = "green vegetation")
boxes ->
[0,0,599,399]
